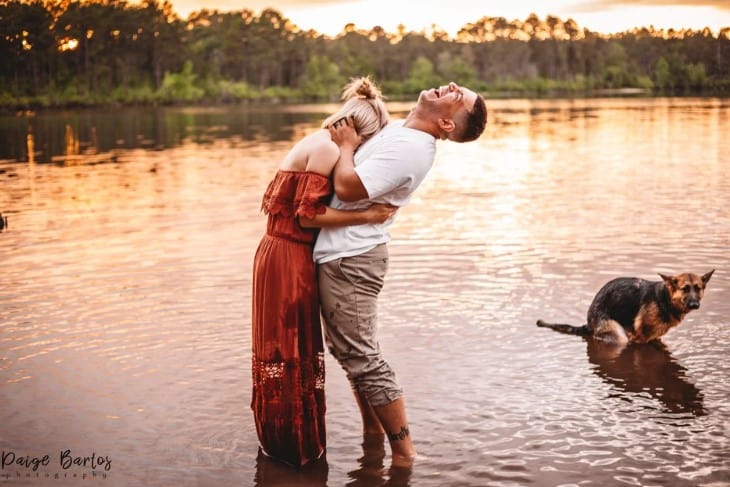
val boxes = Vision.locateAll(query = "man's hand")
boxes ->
[362,203,398,224]
[328,115,361,152]
[328,115,369,201]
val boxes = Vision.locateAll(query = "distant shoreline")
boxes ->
[4,87,729,114]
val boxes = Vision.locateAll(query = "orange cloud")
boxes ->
[567,0,730,12]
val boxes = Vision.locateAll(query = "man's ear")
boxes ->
[437,118,456,134]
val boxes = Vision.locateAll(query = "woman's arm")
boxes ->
[299,203,396,228]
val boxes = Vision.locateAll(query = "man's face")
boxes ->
[418,82,477,120]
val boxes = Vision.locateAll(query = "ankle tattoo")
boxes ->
[387,426,410,442]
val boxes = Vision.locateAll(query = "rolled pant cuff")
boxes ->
[365,387,403,407]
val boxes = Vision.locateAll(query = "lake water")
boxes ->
[1,98,728,486]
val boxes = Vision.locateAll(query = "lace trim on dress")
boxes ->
[262,195,328,220]
[252,352,325,391]
[260,172,331,220]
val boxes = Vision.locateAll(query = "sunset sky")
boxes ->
[168,0,730,36]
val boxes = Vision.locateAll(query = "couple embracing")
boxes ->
[251,76,487,468]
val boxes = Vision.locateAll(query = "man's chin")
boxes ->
[417,90,433,104]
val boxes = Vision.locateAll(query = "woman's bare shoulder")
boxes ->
[303,131,339,176]
[280,129,337,174]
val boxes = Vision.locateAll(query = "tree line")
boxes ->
[1,0,729,108]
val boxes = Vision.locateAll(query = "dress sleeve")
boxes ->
[294,174,332,219]
[261,177,293,216]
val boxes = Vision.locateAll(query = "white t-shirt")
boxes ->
[313,120,436,264]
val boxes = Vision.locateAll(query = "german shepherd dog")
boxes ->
[537,270,714,345]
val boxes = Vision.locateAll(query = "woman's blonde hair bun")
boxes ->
[322,76,390,139]
[341,76,383,101]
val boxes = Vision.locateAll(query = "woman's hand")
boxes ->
[328,115,361,152]
[362,203,398,224]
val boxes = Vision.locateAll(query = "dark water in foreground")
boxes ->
[1,98,729,486]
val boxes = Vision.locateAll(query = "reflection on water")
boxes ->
[586,340,705,416]
[0,106,331,164]
[254,450,329,487]
[252,439,412,487]
[344,434,413,487]
[1,98,729,486]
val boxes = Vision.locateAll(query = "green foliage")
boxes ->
[636,75,654,90]
[600,43,637,88]
[438,54,477,86]
[203,80,259,102]
[687,63,707,90]
[158,61,204,103]
[654,57,671,91]
[299,55,344,100]
[603,65,631,88]
[404,56,440,93]
[111,84,157,104]
[261,85,300,102]
[0,2,727,109]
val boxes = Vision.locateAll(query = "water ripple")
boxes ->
[1,100,729,486]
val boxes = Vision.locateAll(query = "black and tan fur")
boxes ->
[537,270,714,345]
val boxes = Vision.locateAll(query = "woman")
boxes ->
[251,77,392,467]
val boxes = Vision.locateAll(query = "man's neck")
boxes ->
[403,109,440,139]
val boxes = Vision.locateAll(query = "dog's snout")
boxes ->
[688,301,700,310]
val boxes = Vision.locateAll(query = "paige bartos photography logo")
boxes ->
[1,450,111,480]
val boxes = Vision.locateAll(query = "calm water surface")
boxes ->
[1,98,729,486]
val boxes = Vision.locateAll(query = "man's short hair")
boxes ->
[457,95,487,142]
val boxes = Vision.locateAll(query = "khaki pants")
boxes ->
[317,244,403,407]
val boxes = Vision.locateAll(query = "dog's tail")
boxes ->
[536,319,590,336]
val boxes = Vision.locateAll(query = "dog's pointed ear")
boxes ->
[659,273,676,288]
[702,269,715,285]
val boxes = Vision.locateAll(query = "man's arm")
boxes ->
[333,146,369,202]
[329,116,369,202]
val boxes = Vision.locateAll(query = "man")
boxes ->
[314,82,487,467]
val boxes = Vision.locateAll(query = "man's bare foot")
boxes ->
[390,452,416,468]
[358,433,386,467]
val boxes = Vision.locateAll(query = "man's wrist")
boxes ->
[339,146,356,160]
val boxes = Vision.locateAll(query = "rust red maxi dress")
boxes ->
[251,170,330,467]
